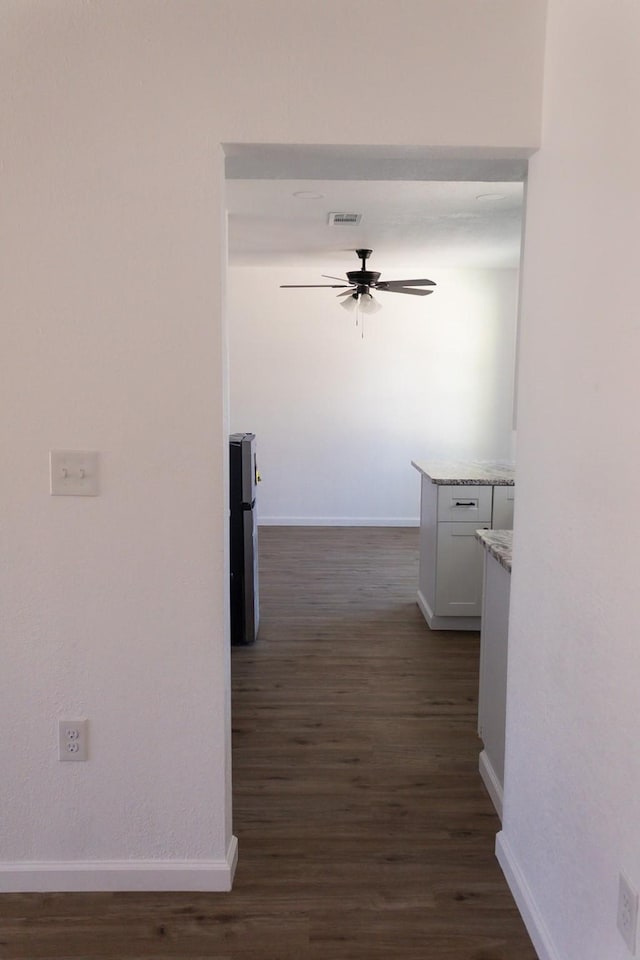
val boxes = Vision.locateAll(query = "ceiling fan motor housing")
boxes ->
[346,270,381,287]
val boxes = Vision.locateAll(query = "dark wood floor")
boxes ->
[0,526,536,959]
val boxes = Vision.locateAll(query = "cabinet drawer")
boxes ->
[437,485,492,522]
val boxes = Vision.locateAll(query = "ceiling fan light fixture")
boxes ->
[359,292,381,315]
[340,293,359,312]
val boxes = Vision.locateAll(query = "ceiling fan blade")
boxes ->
[377,287,433,296]
[280,284,351,288]
[376,278,436,288]
[322,275,351,283]
[336,290,355,298]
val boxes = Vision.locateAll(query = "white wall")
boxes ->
[229,266,518,525]
[0,0,545,891]
[1,0,233,891]
[499,3,640,959]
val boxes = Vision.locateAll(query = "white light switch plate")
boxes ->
[50,450,99,496]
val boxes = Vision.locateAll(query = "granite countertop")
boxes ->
[411,459,515,486]
[476,529,513,572]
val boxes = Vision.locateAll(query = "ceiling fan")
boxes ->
[280,248,436,312]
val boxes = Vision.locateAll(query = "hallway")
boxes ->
[230,526,536,959]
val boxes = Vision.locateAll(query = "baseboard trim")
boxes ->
[416,589,481,632]
[495,831,560,960]
[258,517,419,527]
[479,749,503,820]
[0,835,239,893]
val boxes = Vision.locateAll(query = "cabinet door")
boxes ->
[492,485,515,529]
[435,522,489,617]
[477,554,511,790]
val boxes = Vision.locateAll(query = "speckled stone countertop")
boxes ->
[476,529,513,573]
[411,460,515,486]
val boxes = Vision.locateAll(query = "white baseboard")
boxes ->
[495,831,561,960]
[416,589,481,632]
[0,835,238,893]
[479,749,503,820]
[258,517,419,527]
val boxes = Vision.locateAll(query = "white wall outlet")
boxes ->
[50,450,99,496]
[618,872,638,954]
[59,720,88,762]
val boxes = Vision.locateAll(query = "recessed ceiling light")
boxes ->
[476,193,507,201]
[293,190,324,200]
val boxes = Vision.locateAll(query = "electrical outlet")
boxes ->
[58,720,88,762]
[618,873,638,954]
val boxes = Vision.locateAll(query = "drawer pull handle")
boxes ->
[454,500,476,507]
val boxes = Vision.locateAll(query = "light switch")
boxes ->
[50,450,99,496]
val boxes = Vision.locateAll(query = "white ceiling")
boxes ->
[226,178,524,271]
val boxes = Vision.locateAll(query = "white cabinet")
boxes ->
[416,478,514,631]
[477,551,511,820]
[417,480,492,630]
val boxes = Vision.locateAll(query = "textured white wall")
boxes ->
[211,0,547,149]
[0,0,545,890]
[0,1,232,888]
[229,266,518,524]
[499,3,640,958]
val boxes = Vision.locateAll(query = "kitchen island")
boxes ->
[475,528,513,819]
[411,460,515,631]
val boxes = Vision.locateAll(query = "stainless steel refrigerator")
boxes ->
[229,432,259,645]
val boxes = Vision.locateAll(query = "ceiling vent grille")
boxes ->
[328,212,362,226]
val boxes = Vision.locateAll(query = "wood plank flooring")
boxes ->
[0,526,536,960]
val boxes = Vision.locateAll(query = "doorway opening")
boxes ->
[223,143,527,534]
[222,143,529,926]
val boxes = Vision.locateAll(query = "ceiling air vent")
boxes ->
[328,212,362,226]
